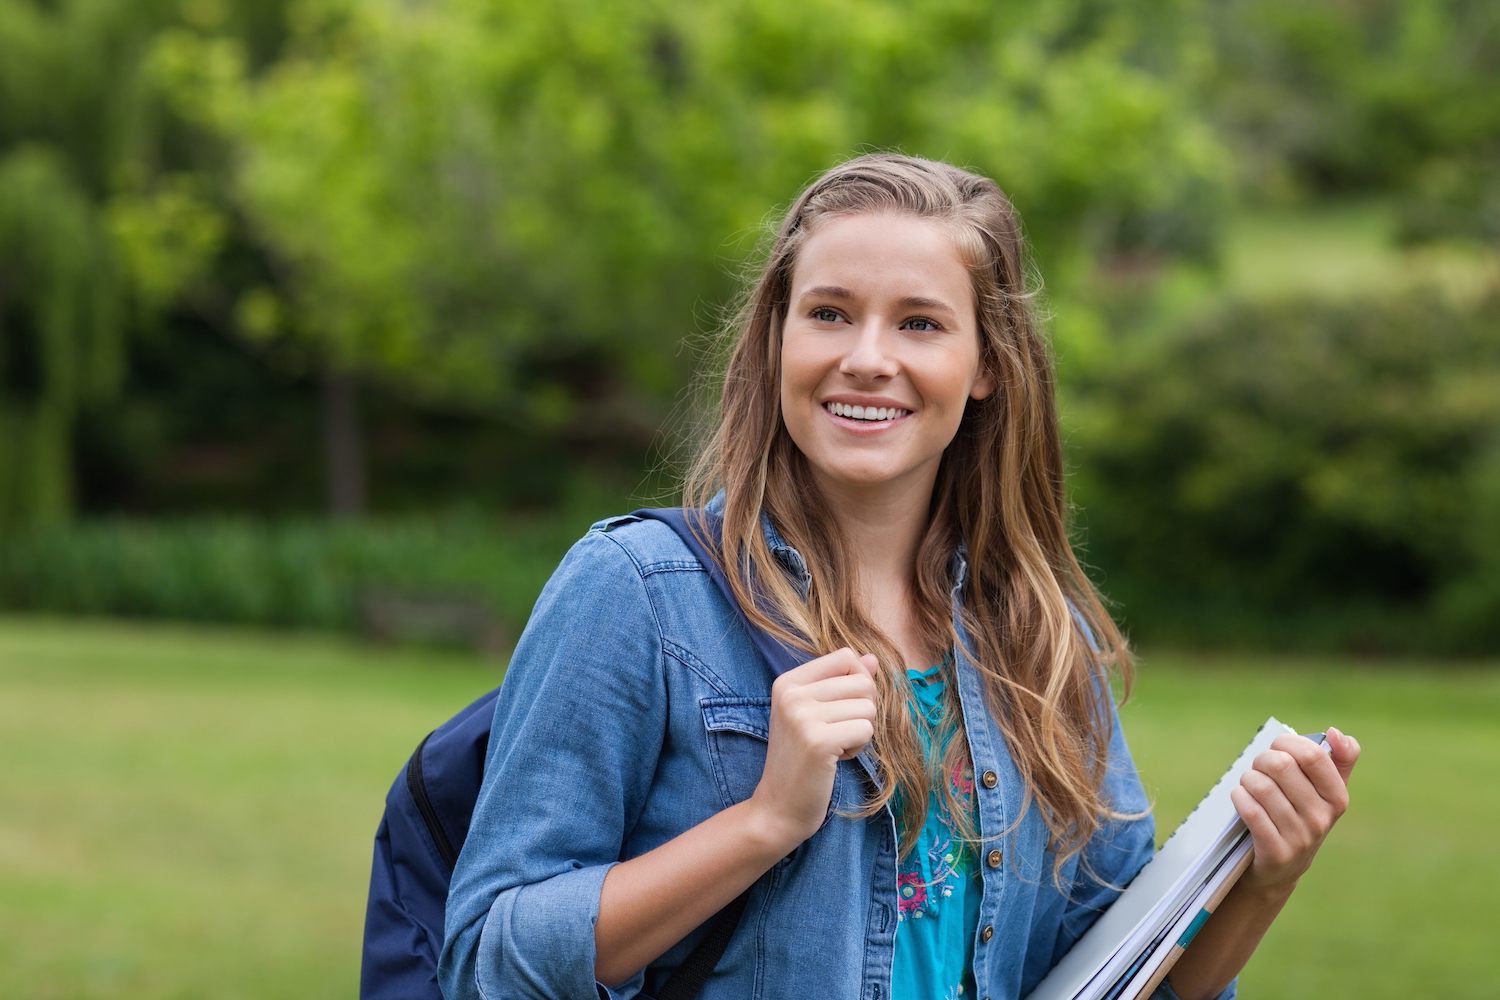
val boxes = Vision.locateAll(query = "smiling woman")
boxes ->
[437,153,1360,1000]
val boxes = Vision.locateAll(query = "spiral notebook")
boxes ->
[1025,717,1308,1000]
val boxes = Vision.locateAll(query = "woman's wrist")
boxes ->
[739,793,815,859]
[1234,874,1300,908]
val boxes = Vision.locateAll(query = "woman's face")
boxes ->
[779,211,994,505]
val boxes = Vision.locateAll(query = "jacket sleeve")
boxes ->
[439,528,666,1000]
[1048,694,1236,1000]
[1048,691,1158,963]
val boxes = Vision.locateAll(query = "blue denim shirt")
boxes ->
[440,508,1234,1000]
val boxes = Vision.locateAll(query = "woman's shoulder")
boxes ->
[517,514,701,656]
[582,510,702,570]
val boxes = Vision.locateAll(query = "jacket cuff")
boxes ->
[1151,977,1237,1000]
[476,862,635,999]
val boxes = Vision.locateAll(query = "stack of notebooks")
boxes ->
[1027,717,1327,1000]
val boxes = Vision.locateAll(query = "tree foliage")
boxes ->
[123,0,1229,419]
[2,0,1497,653]
[0,147,121,529]
[1206,0,1500,239]
[1072,282,1500,651]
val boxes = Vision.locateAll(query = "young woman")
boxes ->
[439,153,1360,1000]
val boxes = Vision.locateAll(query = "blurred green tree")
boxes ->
[0,0,166,530]
[1205,0,1500,239]
[0,147,120,529]
[1071,282,1500,652]
[122,0,1230,510]
[0,0,295,528]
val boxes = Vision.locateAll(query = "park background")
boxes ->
[1,0,1496,996]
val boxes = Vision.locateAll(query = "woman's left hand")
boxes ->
[1230,726,1361,895]
[1165,727,1362,998]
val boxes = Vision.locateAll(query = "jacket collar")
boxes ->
[704,490,967,598]
[703,489,812,596]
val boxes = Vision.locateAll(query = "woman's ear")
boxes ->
[970,368,997,401]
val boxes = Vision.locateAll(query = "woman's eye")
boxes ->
[904,317,941,332]
[811,307,842,323]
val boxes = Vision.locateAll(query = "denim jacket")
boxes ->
[440,508,1234,1000]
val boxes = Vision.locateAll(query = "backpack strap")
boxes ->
[628,507,805,998]
[405,730,460,870]
[631,506,804,674]
[651,889,751,1000]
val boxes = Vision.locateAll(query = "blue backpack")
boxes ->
[359,508,803,1000]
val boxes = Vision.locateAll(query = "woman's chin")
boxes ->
[804,463,936,499]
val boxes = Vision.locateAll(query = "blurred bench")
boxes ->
[357,588,509,656]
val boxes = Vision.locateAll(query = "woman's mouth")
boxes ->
[823,401,912,423]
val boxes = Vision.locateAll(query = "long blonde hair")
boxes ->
[683,152,1132,872]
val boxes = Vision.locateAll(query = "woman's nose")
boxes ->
[838,322,899,381]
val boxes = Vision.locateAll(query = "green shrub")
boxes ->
[0,512,588,646]
[1071,280,1500,654]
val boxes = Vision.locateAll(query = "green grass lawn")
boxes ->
[1122,650,1500,997]
[1219,200,1497,301]
[0,617,495,999]
[1142,199,1499,336]
[1,617,1495,998]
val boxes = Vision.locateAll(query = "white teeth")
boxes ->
[826,402,909,421]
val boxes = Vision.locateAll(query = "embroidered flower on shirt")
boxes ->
[951,759,974,798]
[896,872,928,915]
[927,837,965,899]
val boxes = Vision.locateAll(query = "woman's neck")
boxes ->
[812,474,932,606]
[810,473,936,668]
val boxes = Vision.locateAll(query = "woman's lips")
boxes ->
[821,402,912,432]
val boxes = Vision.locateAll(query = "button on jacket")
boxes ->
[440,508,1235,1000]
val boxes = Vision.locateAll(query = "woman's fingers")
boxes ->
[781,647,876,684]
[1257,743,1337,822]
[828,718,876,760]
[1269,735,1348,811]
[1235,774,1310,879]
[812,697,878,726]
[1236,729,1360,890]
[1327,726,1361,786]
[776,649,878,724]
[780,678,877,749]
[801,672,878,703]
[1238,767,1307,846]
[1230,784,1279,849]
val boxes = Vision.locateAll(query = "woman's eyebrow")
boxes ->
[797,285,958,315]
[799,284,856,302]
[894,295,957,315]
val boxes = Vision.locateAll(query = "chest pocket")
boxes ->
[701,697,851,819]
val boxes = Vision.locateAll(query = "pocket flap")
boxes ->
[701,697,772,741]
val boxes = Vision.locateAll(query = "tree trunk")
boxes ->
[321,361,366,517]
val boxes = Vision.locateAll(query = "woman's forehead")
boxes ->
[789,212,973,313]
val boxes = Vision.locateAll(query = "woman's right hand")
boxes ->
[748,647,880,849]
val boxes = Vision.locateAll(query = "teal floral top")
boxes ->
[891,655,983,1000]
